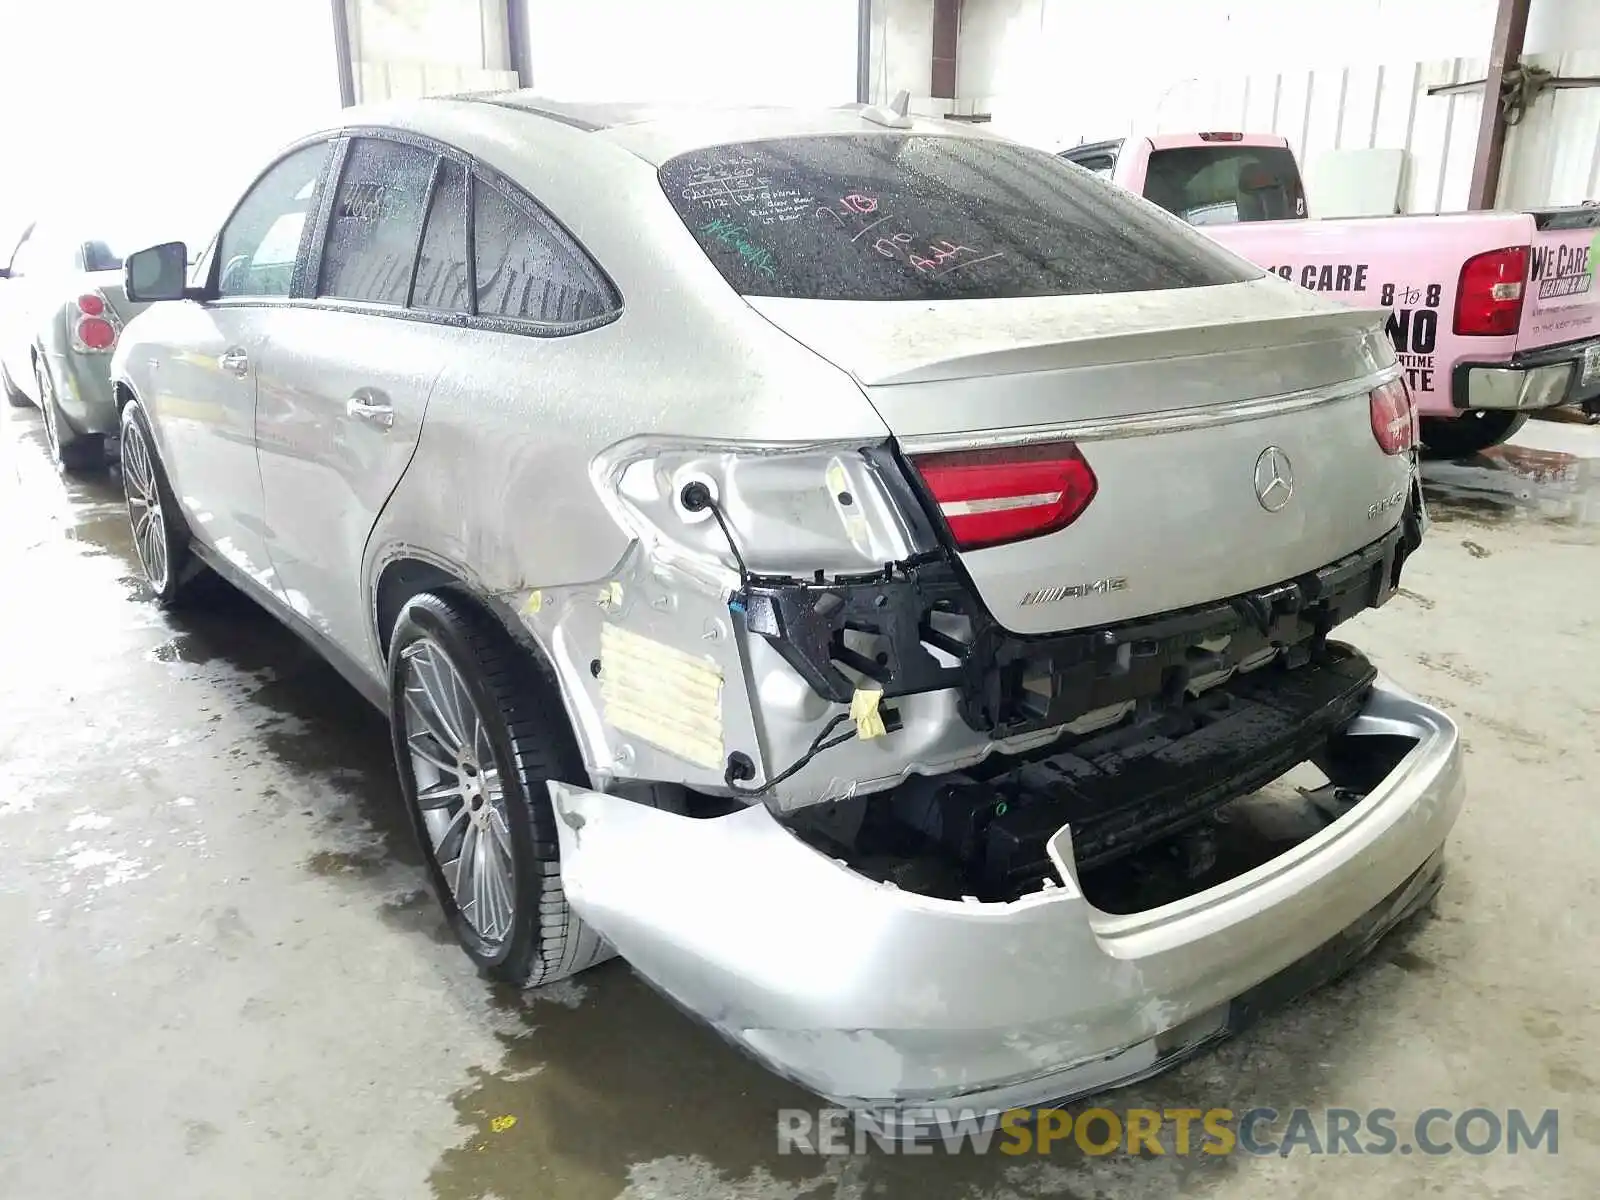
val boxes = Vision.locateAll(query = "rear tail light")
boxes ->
[911,441,1097,550]
[1454,246,1527,336]
[1369,377,1417,454]
[1197,131,1245,141]
[70,291,119,353]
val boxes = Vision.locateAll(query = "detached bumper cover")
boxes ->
[549,675,1463,1112]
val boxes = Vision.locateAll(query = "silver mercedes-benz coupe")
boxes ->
[112,92,1462,1118]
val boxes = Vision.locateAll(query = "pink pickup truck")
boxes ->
[1061,132,1600,455]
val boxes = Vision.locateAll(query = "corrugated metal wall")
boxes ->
[1138,51,1600,212]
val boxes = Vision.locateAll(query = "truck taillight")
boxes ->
[1454,246,1527,337]
[912,442,1097,550]
[71,291,119,353]
[1369,378,1417,455]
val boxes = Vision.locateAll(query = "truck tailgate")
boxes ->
[1523,208,1600,353]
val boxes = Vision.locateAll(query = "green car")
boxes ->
[0,221,155,471]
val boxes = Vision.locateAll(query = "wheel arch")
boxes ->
[371,550,548,670]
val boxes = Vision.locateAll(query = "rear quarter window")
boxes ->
[1143,145,1307,225]
[658,134,1256,301]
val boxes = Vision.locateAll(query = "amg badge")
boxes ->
[1368,487,1406,520]
[1020,577,1129,606]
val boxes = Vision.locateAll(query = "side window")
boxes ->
[217,141,333,298]
[411,158,470,313]
[319,137,437,305]
[1062,152,1115,177]
[472,176,614,324]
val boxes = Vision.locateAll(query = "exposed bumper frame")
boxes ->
[741,494,1422,739]
[548,674,1463,1114]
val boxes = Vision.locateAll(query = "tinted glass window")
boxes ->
[218,141,332,298]
[412,158,470,313]
[472,177,614,323]
[319,138,437,304]
[1143,146,1307,225]
[659,135,1255,301]
[81,242,124,272]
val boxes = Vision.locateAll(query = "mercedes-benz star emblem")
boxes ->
[1254,446,1294,512]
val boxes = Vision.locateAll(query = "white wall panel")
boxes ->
[0,0,339,248]
[966,0,1600,213]
[869,0,935,104]
[1338,65,1384,149]
[1499,48,1600,208]
[524,0,858,106]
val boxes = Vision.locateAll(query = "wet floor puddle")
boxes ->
[1422,436,1600,531]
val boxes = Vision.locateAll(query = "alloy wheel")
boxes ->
[399,637,517,946]
[121,419,170,592]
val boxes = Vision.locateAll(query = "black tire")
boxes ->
[36,357,104,473]
[1419,411,1527,459]
[1,359,29,407]
[119,398,203,605]
[388,592,611,986]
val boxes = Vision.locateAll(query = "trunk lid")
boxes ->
[748,278,1413,635]
[1522,207,1600,349]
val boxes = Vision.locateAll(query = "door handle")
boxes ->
[345,390,394,430]
[219,348,249,376]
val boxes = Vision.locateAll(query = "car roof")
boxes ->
[343,91,1009,168]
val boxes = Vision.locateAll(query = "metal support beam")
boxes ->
[931,0,958,100]
[331,0,356,108]
[1467,0,1532,210]
[856,0,873,104]
[505,0,533,90]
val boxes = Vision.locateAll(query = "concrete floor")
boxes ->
[2,400,1597,1200]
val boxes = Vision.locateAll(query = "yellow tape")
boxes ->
[850,684,886,740]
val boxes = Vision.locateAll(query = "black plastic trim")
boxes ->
[740,500,1421,739]
[1531,206,1600,232]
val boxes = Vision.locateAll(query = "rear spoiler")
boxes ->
[1532,205,1600,231]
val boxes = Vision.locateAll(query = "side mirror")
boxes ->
[125,241,191,302]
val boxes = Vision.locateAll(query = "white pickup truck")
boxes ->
[1062,132,1600,455]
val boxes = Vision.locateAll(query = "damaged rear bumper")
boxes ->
[548,674,1462,1114]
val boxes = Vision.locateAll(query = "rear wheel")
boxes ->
[120,399,201,605]
[388,592,611,986]
[37,357,104,473]
[1419,411,1527,459]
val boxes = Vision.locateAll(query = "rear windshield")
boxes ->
[658,134,1258,301]
[1142,145,1307,225]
